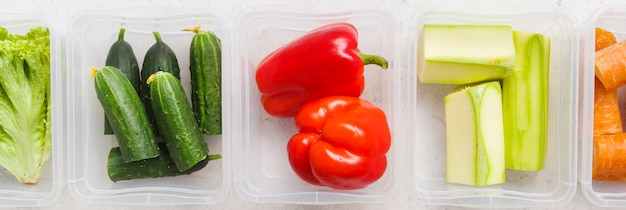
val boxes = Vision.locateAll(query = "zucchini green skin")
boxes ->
[141,31,181,135]
[189,29,222,135]
[104,28,140,135]
[148,71,209,171]
[94,66,159,162]
[107,143,208,182]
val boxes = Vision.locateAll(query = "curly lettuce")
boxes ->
[0,27,51,184]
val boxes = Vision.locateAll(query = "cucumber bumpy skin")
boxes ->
[104,28,141,135]
[93,66,159,162]
[107,143,221,182]
[141,31,181,136]
[185,25,222,135]
[147,71,210,172]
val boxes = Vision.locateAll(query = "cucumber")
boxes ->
[502,30,550,171]
[141,31,181,135]
[107,143,221,182]
[185,25,222,135]
[92,66,159,162]
[418,24,515,84]
[147,71,209,171]
[104,28,140,135]
[445,81,505,186]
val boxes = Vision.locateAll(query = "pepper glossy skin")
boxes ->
[255,22,388,118]
[287,96,391,190]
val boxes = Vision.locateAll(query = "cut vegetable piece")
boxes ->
[445,81,505,186]
[596,27,617,52]
[418,24,515,84]
[502,30,550,171]
[595,40,626,90]
[594,78,622,135]
[593,28,621,136]
[593,133,626,181]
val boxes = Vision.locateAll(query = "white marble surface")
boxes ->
[2,0,623,209]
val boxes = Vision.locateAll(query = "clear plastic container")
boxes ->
[65,7,231,205]
[406,4,578,208]
[0,14,63,208]
[580,5,626,207]
[231,3,403,204]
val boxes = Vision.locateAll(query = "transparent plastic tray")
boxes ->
[0,14,63,208]
[406,4,578,208]
[231,3,403,204]
[580,5,626,208]
[65,7,231,206]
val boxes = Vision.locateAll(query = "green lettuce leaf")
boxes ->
[0,26,51,184]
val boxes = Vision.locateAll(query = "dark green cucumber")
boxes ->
[186,26,222,135]
[104,28,140,135]
[141,31,181,135]
[147,71,209,171]
[107,143,221,182]
[93,66,159,162]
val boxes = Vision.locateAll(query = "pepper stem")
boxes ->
[357,52,388,70]
[118,28,126,41]
[152,31,162,42]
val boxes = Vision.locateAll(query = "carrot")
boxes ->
[593,27,622,135]
[594,77,622,135]
[592,28,626,181]
[593,133,626,181]
[596,27,618,52]
[595,40,626,90]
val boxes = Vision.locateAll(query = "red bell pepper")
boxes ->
[255,22,388,118]
[286,96,391,190]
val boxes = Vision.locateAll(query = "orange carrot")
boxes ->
[595,40,626,90]
[596,27,618,52]
[594,77,622,135]
[593,27,621,135]
[593,133,626,181]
